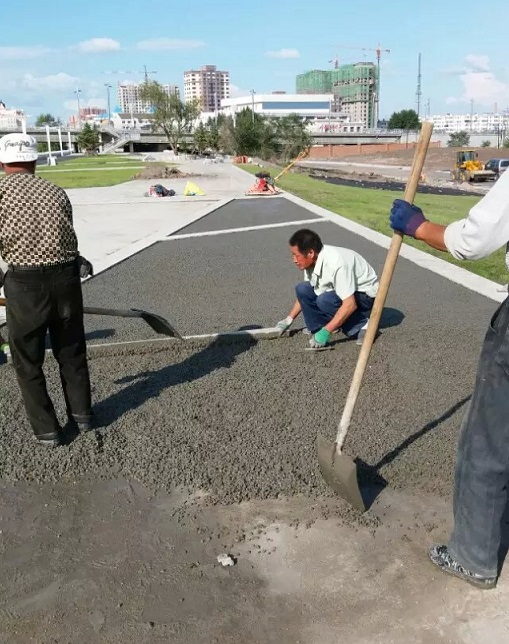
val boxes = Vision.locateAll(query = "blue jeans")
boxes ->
[448,296,509,577]
[295,281,374,337]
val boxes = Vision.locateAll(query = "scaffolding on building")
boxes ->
[296,63,377,128]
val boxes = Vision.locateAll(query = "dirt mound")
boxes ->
[134,165,196,180]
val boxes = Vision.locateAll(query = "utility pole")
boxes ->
[105,83,112,121]
[74,87,82,129]
[426,98,431,120]
[250,89,256,124]
[415,53,422,118]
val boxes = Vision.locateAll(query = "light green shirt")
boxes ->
[304,245,379,300]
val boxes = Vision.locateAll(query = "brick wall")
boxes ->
[308,141,441,159]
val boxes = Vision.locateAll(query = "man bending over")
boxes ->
[275,229,379,348]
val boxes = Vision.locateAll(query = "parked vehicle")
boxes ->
[484,158,509,178]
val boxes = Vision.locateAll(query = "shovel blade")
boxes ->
[132,310,183,339]
[317,433,366,512]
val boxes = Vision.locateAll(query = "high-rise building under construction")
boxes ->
[296,63,377,128]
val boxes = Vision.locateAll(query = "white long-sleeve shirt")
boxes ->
[444,169,509,262]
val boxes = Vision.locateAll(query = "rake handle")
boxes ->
[335,121,434,453]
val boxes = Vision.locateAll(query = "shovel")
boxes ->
[317,121,434,512]
[0,298,183,340]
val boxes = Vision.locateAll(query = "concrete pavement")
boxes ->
[1,160,509,643]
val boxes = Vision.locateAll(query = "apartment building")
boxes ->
[184,65,230,112]
[296,63,377,128]
[116,82,180,113]
[428,112,509,133]
[0,100,25,130]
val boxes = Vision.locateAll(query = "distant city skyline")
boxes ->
[1,0,509,122]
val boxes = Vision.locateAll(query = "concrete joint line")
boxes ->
[282,193,506,303]
[79,327,281,354]
[162,218,326,241]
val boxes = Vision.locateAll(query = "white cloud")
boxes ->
[264,48,300,59]
[20,73,80,92]
[75,38,121,53]
[0,45,53,60]
[443,55,509,109]
[464,54,490,72]
[230,84,251,98]
[136,38,205,51]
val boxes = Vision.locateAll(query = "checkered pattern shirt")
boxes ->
[0,172,78,267]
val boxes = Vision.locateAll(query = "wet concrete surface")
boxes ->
[0,195,505,642]
[170,196,318,234]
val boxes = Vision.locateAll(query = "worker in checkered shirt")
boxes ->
[0,133,94,447]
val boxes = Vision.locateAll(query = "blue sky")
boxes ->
[2,0,509,123]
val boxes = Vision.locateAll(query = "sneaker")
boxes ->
[428,544,497,590]
[355,327,380,346]
[35,432,60,447]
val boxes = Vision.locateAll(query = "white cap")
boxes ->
[0,133,39,164]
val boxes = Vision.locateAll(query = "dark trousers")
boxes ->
[4,261,91,437]
[295,281,374,336]
[448,296,509,577]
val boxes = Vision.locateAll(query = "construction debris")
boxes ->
[134,166,195,181]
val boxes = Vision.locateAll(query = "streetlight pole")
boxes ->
[74,87,82,129]
[250,89,256,124]
[105,83,112,121]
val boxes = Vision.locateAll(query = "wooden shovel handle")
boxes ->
[335,121,434,453]
[0,298,5,307]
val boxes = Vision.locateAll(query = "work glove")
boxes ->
[389,199,427,238]
[309,327,331,349]
[78,255,94,279]
[275,316,294,335]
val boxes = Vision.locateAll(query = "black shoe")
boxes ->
[429,545,497,590]
[35,432,60,447]
[71,413,95,433]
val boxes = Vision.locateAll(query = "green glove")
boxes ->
[309,328,331,348]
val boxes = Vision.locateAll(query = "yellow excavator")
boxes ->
[451,150,495,182]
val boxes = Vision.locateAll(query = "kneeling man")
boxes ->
[276,229,379,348]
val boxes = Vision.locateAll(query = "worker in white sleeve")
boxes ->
[275,229,379,349]
[389,168,509,590]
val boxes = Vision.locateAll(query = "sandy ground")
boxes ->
[1,184,509,642]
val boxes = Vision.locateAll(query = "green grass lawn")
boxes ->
[36,168,141,188]
[34,155,147,188]
[241,164,506,284]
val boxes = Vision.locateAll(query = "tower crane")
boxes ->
[360,44,390,127]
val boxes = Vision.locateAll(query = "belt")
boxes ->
[9,259,78,272]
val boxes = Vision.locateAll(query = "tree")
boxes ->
[447,131,470,147]
[139,81,200,154]
[35,113,62,127]
[387,109,420,130]
[275,114,311,162]
[481,140,491,148]
[76,122,100,154]
[193,122,209,154]
[503,138,509,149]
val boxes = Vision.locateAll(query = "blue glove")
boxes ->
[390,199,427,238]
